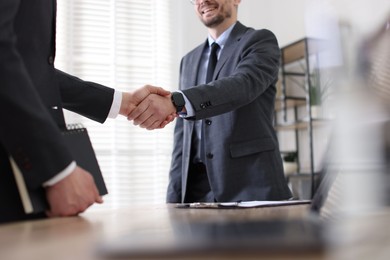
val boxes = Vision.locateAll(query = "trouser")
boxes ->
[184,162,215,203]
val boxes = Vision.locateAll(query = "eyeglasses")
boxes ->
[189,0,201,5]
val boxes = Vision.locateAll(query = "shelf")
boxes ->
[274,118,328,131]
[282,72,306,77]
[275,96,306,111]
[289,172,321,177]
[281,38,322,64]
[278,37,325,199]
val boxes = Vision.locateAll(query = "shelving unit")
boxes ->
[275,38,324,199]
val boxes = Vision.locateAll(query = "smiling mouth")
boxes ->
[202,7,217,15]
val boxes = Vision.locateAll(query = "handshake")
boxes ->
[45,85,177,218]
[120,85,178,130]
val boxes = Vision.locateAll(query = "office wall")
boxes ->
[170,0,308,84]
[171,0,306,64]
[171,0,390,68]
[325,0,390,36]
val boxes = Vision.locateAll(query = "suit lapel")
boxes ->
[186,41,208,88]
[214,22,248,79]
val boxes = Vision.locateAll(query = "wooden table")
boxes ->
[2,204,388,260]
[0,204,317,260]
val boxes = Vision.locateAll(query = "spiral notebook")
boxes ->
[10,124,108,214]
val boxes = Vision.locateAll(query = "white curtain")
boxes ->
[55,0,175,209]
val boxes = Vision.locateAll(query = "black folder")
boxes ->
[11,124,108,214]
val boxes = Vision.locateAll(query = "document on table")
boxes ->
[177,200,311,209]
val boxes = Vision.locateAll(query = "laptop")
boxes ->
[97,171,335,258]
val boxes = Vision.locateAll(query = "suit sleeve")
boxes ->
[183,29,280,120]
[56,70,115,123]
[0,0,73,189]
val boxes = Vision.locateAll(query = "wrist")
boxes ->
[171,92,185,113]
[119,92,132,116]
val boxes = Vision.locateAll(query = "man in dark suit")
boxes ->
[0,0,170,223]
[129,0,292,203]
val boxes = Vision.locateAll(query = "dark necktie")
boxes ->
[205,42,220,83]
[192,43,220,164]
[196,43,220,163]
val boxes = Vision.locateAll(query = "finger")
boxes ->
[158,120,170,129]
[47,207,80,217]
[140,116,160,129]
[143,112,172,129]
[128,100,150,122]
[159,116,174,128]
[133,109,155,127]
[166,114,176,122]
[147,86,171,96]
[91,183,104,204]
[77,200,93,214]
[96,196,104,204]
[146,119,163,130]
[159,113,178,128]
[132,86,151,104]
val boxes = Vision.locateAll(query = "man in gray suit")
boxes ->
[129,0,292,203]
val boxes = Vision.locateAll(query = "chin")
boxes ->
[202,16,224,28]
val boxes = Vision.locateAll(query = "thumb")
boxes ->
[92,185,104,204]
[96,196,104,204]
[146,86,171,96]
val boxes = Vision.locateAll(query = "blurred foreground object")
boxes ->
[323,12,390,260]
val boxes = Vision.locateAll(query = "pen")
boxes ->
[175,201,242,209]
[189,202,219,208]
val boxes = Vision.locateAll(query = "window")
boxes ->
[55,0,174,209]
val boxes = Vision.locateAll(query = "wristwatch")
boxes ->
[171,92,185,113]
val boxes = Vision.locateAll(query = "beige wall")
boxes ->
[170,0,389,92]
[172,0,390,60]
[238,0,307,47]
[170,0,308,82]
[172,0,307,58]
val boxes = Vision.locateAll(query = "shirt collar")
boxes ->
[207,22,236,48]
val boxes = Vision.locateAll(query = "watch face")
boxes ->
[172,92,185,112]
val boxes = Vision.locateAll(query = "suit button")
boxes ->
[206,153,214,159]
[48,56,54,64]
[205,120,212,125]
[200,103,206,109]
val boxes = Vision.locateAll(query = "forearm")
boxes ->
[56,69,115,123]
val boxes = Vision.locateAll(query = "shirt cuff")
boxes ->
[107,90,123,119]
[178,90,195,118]
[42,161,77,187]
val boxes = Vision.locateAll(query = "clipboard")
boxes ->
[176,200,311,209]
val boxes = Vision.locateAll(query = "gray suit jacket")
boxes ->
[167,22,292,203]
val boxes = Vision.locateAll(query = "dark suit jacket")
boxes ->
[167,22,292,203]
[0,0,114,222]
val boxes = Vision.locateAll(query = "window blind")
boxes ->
[55,0,174,210]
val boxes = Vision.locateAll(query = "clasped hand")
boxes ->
[120,85,178,130]
[45,85,177,219]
